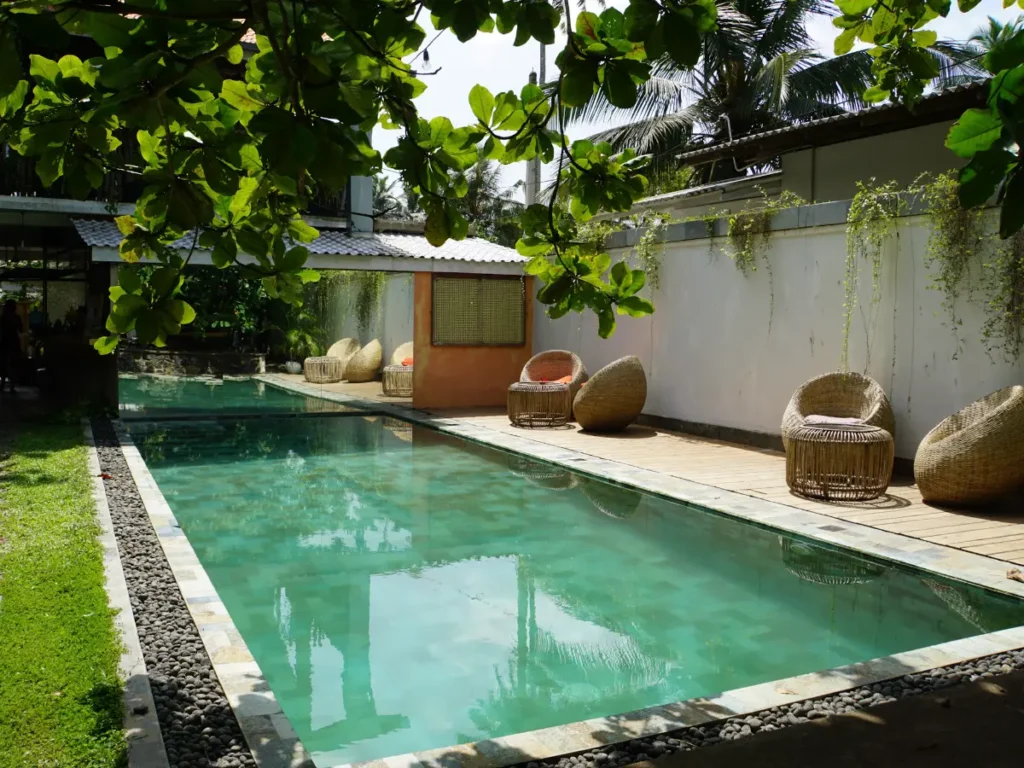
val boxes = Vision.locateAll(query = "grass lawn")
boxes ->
[0,422,126,768]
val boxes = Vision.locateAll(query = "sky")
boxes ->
[373,0,1023,200]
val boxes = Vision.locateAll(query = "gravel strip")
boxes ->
[516,648,1024,768]
[92,420,257,768]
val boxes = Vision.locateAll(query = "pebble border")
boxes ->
[515,648,1024,768]
[85,421,169,768]
[93,420,261,768]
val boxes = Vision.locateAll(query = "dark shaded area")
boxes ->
[92,419,258,768]
[631,668,1024,768]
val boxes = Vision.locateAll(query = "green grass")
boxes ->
[0,423,126,768]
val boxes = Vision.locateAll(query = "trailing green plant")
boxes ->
[841,179,906,371]
[980,231,1024,363]
[577,213,666,293]
[716,189,805,332]
[354,271,388,334]
[919,171,987,357]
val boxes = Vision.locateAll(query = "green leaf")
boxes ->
[623,0,658,42]
[167,299,197,325]
[561,64,597,108]
[287,217,319,243]
[1000,166,1024,237]
[662,12,701,68]
[834,28,858,56]
[958,0,983,10]
[135,309,161,346]
[616,295,655,317]
[610,261,632,290]
[985,30,1024,73]
[28,55,59,84]
[0,30,22,97]
[515,236,553,257]
[279,246,309,272]
[597,308,616,338]
[93,335,119,355]
[946,108,1004,158]
[236,229,270,258]
[862,85,890,103]
[958,147,1015,207]
[836,0,878,13]
[469,84,495,125]
[118,266,142,293]
[913,30,938,47]
[424,207,450,246]
[226,44,244,65]
[220,80,263,112]
[602,63,638,109]
[298,269,320,283]
[115,215,136,236]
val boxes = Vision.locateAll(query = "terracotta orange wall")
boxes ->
[412,273,533,410]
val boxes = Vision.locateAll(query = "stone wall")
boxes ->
[118,348,265,377]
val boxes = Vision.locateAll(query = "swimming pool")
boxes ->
[118,376,352,418]
[128,403,1024,767]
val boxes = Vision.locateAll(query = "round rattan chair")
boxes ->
[303,356,344,384]
[344,339,383,383]
[572,356,647,432]
[914,385,1024,505]
[780,537,887,586]
[782,372,895,448]
[326,337,361,372]
[521,350,588,399]
[390,341,414,366]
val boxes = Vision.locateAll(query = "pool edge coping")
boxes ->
[112,419,316,768]
[85,420,171,768]
[125,379,1024,768]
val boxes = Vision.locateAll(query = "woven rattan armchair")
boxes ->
[521,350,588,398]
[327,338,361,371]
[914,385,1024,505]
[390,341,414,366]
[781,372,895,447]
[572,356,647,432]
[344,339,383,383]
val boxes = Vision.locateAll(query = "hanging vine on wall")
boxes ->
[919,171,986,358]
[841,179,905,372]
[980,231,1024,362]
[354,271,388,334]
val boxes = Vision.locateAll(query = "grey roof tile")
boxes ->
[72,219,524,263]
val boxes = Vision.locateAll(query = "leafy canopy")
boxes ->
[1,0,1023,351]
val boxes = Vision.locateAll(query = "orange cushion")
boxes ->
[401,357,414,366]
[554,375,571,384]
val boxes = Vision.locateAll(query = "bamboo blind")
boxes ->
[432,276,524,345]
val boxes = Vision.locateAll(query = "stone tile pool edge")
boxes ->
[118,377,1024,768]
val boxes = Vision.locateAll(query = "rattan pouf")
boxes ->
[786,423,894,501]
[303,356,344,384]
[382,364,413,397]
[507,382,571,428]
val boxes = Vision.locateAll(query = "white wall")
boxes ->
[323,272,414,364]
[534,216,1023,458]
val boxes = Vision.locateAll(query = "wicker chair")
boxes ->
[782,372,895,447]
[390,341,414,366]
[521,350,588,399]
[344,339,383,383]
[572,356,647,432]
[327,337,361,372]
[914,385,1024,505]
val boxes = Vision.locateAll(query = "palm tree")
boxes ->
[965,14,1024,59]
[372,174,408,219]
[570,0,985,185]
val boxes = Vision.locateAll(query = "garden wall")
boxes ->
[533,204,1023,459]
[321,272,414,365]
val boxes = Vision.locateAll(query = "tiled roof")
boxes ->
[675,82,986,165]
[377,233,526,263]
[72,219,524,263]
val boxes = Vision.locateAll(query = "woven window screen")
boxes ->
[433,277,524,345]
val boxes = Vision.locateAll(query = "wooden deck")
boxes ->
[433,408,1024,567]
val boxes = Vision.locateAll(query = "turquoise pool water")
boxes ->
[130,409,1024,767]
[118,377,350,418]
